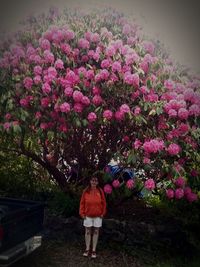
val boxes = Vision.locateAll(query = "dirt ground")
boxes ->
[12,239,143,267]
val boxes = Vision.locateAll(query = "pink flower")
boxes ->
[93,52,100,62]
[34,65,42,75]
[115,111,124,121]
[5,113,11,120]
[106,45,116,57]
[143,139,164,153]
[73,90,83,102]
[123,136,130,142]
[166,189,174,199]
[190,169,198,177]
[167,143,181,156]
[104,184,113,194]
[99,69,109,80]
[87,112,97,123]
[140,86,149,94]
[126,179,134,189]
[184,89,195,102]
[132,73,140,87]
[40,39,50,50]
[122,24,131,35]
[20,98,29,107]
[112,61,122,72]
[86,69,95,80]
[92,95,103,106]
[142,41,155,55]
[178,123,189,134]
[143,157,151,164]
[65,30,75,40]
[103,110,113,120]
[64,87,73,97]
[78,38,90,49]
[120,104,130,113]
[101,59,110,69]
[34,75,41,85]
[178,108,189,120]
[44,50,54,63]
[186,192,198,202]
[144,179,155,190]
[146,93,158,102]
[175,188,184,199]
[74,103,83,113]
[168,109,177,117]
[3,122,10,130]
[112,180,120,188]
[55,59,64,69]
[41,97,50,107]
[134,106,141,115]
[48,67,57,78]
[84,31,92,41]
[40,122,48,130]
[184,187,192,196]
[174,177,186,188]
[131,91,140,101]
[23,77,33,90]
[59,124,68,132]
[60,102,70,113]
[133,139,142,149]
[189,104,200,116]
[42,83,51,94]
[35,112,42,119]
[12,121,19,126]
[125,53,139,65]
[140,60,149,73]
[81,96,90,106]
[61,43,71,54]
[91,32,100,43]
[92,86,101,95]
[164,79,175,90]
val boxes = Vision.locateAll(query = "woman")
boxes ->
[79,176,106,258]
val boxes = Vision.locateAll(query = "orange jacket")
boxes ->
[79,188,106,218]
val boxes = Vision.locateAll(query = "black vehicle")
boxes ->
[0,197,45,266]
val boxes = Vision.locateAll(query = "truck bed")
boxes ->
[0,197,45,253]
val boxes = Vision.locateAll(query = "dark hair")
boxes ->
[85,176,103,197]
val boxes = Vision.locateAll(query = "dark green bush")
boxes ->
[47,190,79,217]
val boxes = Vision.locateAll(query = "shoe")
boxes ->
[91,251,96,259]
[83,250,89,257]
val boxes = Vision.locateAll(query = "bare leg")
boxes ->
[92,227,99,252]
[85,227,92,251]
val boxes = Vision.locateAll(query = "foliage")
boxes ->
[0,148,52,200]
[47,188,80,217]
[0,7,199,202]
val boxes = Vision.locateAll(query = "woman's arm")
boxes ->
[79,191,86,218]
[100,188,107,216]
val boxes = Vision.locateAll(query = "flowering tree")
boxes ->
[0,7,199,201]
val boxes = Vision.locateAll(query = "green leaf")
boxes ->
[156,107,163,115]
[127,151,136,165]
[75,118,81,128]
[144,102,149,112]
[141,116,147,124]
[13,125,22,134]
[82,119,88,127]
[147,79,152,89]
[47,131,54,141]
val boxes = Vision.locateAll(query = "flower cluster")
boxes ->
[0,7,199,202]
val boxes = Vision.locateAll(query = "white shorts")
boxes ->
[83,216,102,228]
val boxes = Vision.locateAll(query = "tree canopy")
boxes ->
[0,7,199,202]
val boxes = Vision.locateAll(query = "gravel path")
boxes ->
[12,239,143,267]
